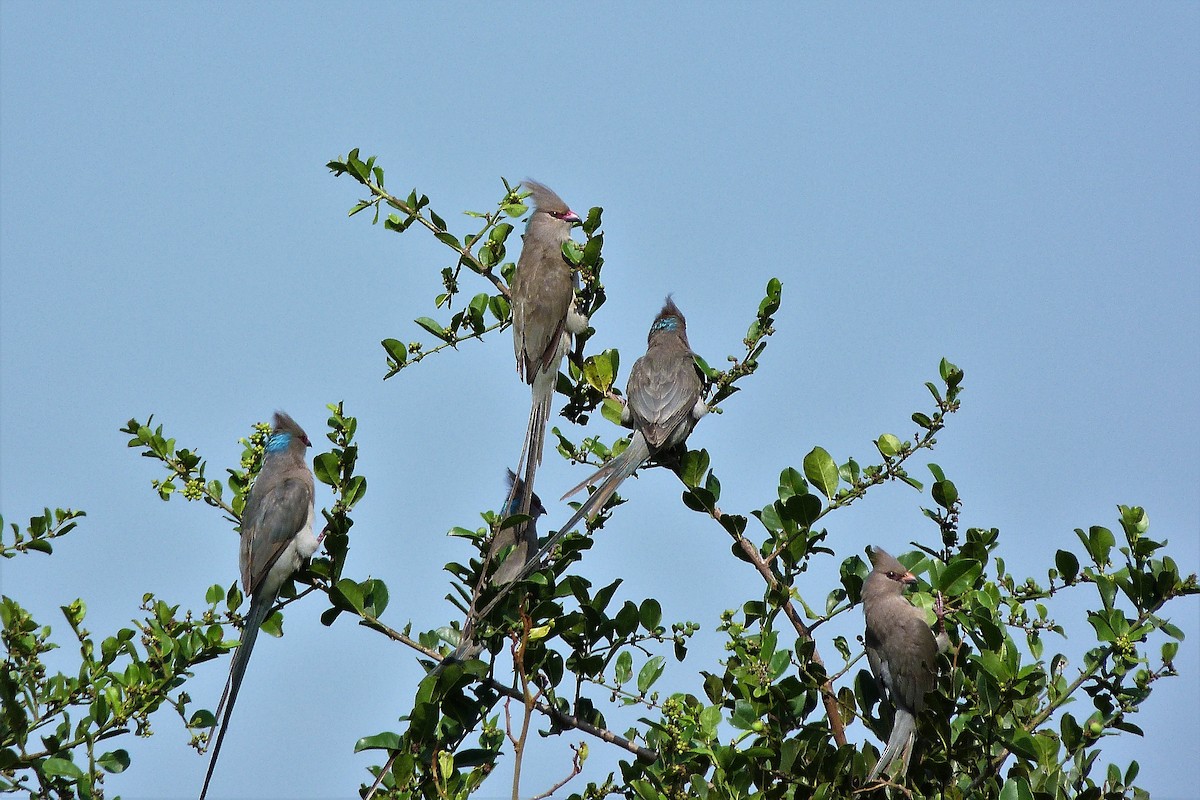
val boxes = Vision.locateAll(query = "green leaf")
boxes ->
[615,650,633,684]
[1055,550,1079,582]
[999,777,1034,800]
[96,749,130,774]
[937,559,981,594]
[381,338,408,366]
[679,450,710,490]
[562,239,584,265]
[601,397,625,425]
[774,468,805,502]
[260,610,284,638]
[583,349,619,393]
[42,757,85,779]
[931,479,958,509]
[802,447,839,500]
[313,452,340,487]
[414,317,451,342]
[333,579,365,614]
[876,433,902,458]
[639,599,662,631]
[205,584,224,605]
[637,656,665,693]
[355,731,401,752]
[699,705,722,738]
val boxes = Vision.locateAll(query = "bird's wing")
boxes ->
[626,350,702,450]
[874,603,939,713]
[240,475,314,596]
[512,247,574,381]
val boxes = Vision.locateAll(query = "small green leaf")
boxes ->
[679,450,710,489]
[414,317,451,342]
[333,579,365,614]
[615,651,633,684]
[639,599,662,631]
[1055,550,1079,582]
[601,397,625,425]
[803,447,839,500]
[313,452,340,487]
[938,559,981,594]
[637,656,665,693]
[778,467,806,501]
[42,757,85,779]
[583,350,619,393]
[355,731,401,752]
[700,705,722,738]
[998,776,1034,800]
[876,434,902,458]
[381,338,408,365]
[931,479,958,509]
[96,749,130,774]
[260,610,284,638]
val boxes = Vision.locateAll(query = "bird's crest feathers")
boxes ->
[869,546,916,583]
[505,468,546,518]
[650,296,686,332]
[523,179,572,215]
[269,411,311,449]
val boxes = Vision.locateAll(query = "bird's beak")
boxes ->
[902,571,918,586]
[302,434,313,448]
[566,210,582,225]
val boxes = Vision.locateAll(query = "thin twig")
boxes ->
[530,743,586,800]
[703,501,848,747]
[356,612,659,764]
[966,608,1154,791]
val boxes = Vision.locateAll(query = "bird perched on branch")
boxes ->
[430,471,547,675]
[524,297,708,575]
[200,412,318,800]
[488,469,548,587]
[509,180,588,518]
[861,546,948,783]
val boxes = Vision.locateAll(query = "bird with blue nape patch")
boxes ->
[522,296,708,578]
[199,411,318,800]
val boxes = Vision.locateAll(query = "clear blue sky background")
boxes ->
[2,5,1196,799]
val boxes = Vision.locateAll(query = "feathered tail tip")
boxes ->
[868,707,917,781]
[522,179,571,214]
[648,295,687,339]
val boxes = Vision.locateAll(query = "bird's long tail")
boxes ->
[525,433,651,575]
[512,370,555,516]
[868,706,917,782]
[458,434,651,632]
[199,596,272,800]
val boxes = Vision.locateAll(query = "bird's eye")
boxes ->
[885,571,896,579]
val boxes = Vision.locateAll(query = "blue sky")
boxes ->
[1,5,1196,799]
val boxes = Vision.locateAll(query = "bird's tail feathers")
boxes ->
[868,707,917,782]
[199,596,272,800]
[462,436,649,649]
[526,435,650,576]
[512,377,554,515]
[560,452,622,501]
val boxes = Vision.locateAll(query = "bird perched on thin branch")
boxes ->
[524,297,708,576]
[509,180,588,518]
[430,471,547,675]
[488,469,548,587]
[200,412,318,800]
[861,546,948,783]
